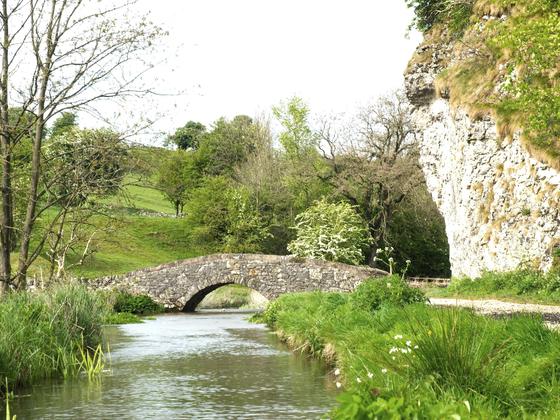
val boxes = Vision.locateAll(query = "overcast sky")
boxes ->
[109,1,422,144]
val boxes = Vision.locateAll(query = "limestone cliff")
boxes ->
[405,28,560,278]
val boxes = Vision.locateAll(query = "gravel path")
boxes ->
[429,298,560,327]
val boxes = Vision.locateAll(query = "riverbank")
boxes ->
[259,276,560,418]
[0,284,108,389]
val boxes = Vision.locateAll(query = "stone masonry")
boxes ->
[89,253,386,311]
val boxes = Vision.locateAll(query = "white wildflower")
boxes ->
[406,260,411,265]
[394,334,403,340]
[336,382,342,388]
[334,368,340,376]
[389,347,398,354]
[386,282,392,288]
[356,377,362,383]
[376,248,383,254]
[367,372,373,379]
[381,368,388,374]
[406,340,412,347]
[414,345,419,349]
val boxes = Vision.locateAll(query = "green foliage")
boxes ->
[288,199,372,265]
[489,1,560,162]
[156,151,196,216]
[406,0,474,34]
[104,311,143,324]
[113,291,164,315]
[223,187,271,253]
[49,112,78,139]
[0,284,108,387]
[261,287,560,418]
[184,176,232,247]
[167,121,206,150]
[351,276,427,312]
[194,115,257,177]
[272,97,317,159]
[44,128,127,205]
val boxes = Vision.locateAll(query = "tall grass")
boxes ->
[0,283,109,388]
[261,276,560,418]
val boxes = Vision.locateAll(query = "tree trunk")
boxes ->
[0,0,11,293]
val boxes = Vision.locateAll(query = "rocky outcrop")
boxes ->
[405,41,560,278]
[89,253,386,311]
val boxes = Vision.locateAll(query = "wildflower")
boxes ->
[388,257,394,263]
[414,345,419,349]
[376,248,383,254]
[336,382,342,389]
[381,368,388,374]
[356,377,362,383]
[386,282,392,288]
[394,334,403,340]
[405,260,411,265]
[373,257,378,262]
[367,372,373,379]
[384,247,389,251]
[389,347,398,354]
[392,356,396,360]
[334,368,340,376]
[406,340,412,347]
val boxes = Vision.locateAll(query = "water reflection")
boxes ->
[9,313,337,419]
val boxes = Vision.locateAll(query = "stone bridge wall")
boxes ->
[89,253,386,311]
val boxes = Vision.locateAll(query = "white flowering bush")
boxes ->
[287,199,372,265]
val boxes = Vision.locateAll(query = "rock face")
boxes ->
[405,45,560,278]
[89,253,385,311]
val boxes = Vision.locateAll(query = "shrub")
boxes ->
[288,199,372,265]
[351,275,427,312]
[113,292,164,315]
[406,0,474,34]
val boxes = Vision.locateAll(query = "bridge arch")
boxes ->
[91,254,386,311]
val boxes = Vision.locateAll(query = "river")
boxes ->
[9,312,338,419]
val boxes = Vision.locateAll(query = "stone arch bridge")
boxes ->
[90,254,386,311]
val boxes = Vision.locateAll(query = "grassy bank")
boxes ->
[260,276,560,418]
[0,284,108,388]
[426,269,560,305]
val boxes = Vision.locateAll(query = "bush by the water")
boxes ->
[351,276,426,312]
[444,269,560,302]
[262,278,560,418]
[113,292,164,315]
[0,284,108,388]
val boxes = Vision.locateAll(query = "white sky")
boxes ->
[105,1,422,144]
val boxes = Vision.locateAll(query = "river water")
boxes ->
[9,312,337,419]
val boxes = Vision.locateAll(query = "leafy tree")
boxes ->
[50,113,78,139]
[194,115,258,177]
[288,199,372,265]
[224,187,271,253]
[318,91,423,265]
[167,121,206,150]
[157,151,195,217]
[273,97,330,212]
[185,176,233,248]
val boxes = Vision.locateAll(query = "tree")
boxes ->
[157,151,194,217]
[288,199,371,265]
[194,115,258,177]
[0,0,161,291]
[42,128,127,279]
[166,121,206,150]
[49,112,78,139]
[273,97,330,212]
[318,91,424,265]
